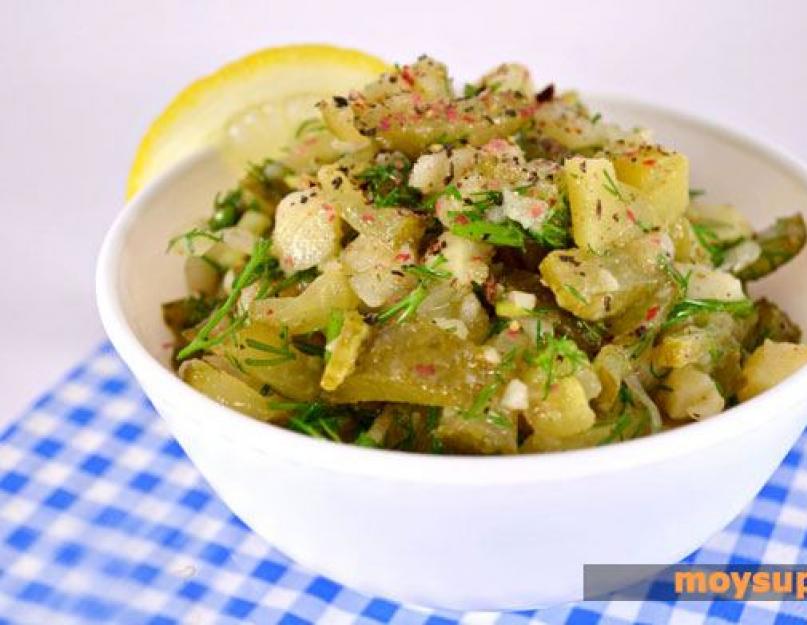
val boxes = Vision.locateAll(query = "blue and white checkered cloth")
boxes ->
[2,343,807,624]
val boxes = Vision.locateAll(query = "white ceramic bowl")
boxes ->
[97,96,807,610]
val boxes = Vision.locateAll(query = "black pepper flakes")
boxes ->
[536,84,555,103]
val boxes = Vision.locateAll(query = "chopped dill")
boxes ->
[601,169,625,202]
[176,239,271,361]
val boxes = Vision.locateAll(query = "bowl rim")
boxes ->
[97,93,807,484]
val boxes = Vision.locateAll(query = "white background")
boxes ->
[1,0,806,424]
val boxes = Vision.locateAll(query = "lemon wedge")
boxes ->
[126,44,388,199]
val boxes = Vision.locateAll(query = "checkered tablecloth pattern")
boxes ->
[2,343,807,624]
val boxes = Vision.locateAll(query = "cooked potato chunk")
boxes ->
[678,264,745,301]
[428,232,493,286]
[540,233,666,320]
[656,365,724,420]
[341,235,416,307]
[522,375,596,438]
[653,326,712,370]
[318,165,426,250]
[272,189,341,274]
[478,63,534,94]
[738,340,807,401]
[668,216,712,264]
[563,157,643,253]
[612,146,689,228]
[532,96,630,151]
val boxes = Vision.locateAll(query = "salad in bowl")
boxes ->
[160,55,807,455]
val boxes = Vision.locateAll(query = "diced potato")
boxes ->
[563,157,643,253]
[500,188,557,236]
[345,206,425,250]
[655,365,724,420]
[318,165,426,250]
[676,264,746,301]
[435,407,517,455]
[532,99,610,151]
[612,146,689,227]
[341,235,416,307]
[327,321,496,407]
[409,146,479,194]
[428,232,493,286]
[539,233,666,320]
[321,310,371,391]
[362,56,452,103]
[272,189,342,274]
[179,359,289,423]
[738,340,807,401]
[668,216,712,264]
[653,326,711,369]
[478,63,534,94]
[250,262,359,334]
[523,375,596,438]
[409,150,450,194]
[214,321,323,401]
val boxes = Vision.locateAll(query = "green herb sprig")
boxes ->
[272,401,344,442]
[176,238,271,361]
[377,255,450,324]
[462,349,517,423]
[663,298,755,328]
[357,159,422,208]
[167,228,222,254]
[525,335,588,398]
[602,169,625,202]
[243,327,296,367]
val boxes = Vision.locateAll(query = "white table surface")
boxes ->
[2,0,806,425]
